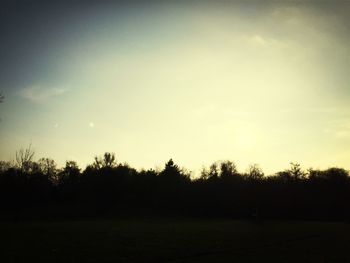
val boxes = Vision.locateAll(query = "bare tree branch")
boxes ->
[15,144,35,172]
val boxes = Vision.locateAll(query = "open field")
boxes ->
[1,218,350,262]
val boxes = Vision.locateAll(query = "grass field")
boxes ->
[1,218,350,262]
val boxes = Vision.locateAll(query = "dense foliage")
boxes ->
[0,151,349,221]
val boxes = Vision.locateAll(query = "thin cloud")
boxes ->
[18,85,69,102]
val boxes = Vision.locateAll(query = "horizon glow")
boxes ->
[0,1,349,175]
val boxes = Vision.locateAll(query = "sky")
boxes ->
[0,0,349,175]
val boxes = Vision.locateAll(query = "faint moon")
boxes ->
[89,122,94,128]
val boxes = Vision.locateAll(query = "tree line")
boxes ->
[0,146,349,221]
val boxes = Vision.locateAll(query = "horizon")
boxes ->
[1,146,350,178]
[1,0,350,175]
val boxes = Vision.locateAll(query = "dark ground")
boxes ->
[1,218,350,262]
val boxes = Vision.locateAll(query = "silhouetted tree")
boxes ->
[15,144,35,173]
[274,163,306,182]
[93,152,117,169]
[1,150,350,220]
[158,159,190,182]
[219,160,239,179]
[288,162,306,180]
[309,167,348,182]
[38,158,57,182]
[0,161,12,172]
[246,164,264,180]
[161,159,180,177]
[57,161,81,201]
[62,161,81,177]
[200,163,220,181]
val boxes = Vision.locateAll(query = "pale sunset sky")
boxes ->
[0,0,349,174]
